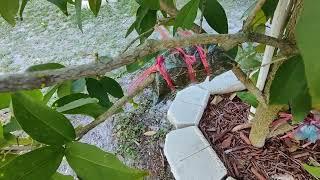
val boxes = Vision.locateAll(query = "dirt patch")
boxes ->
[199,95,319,180]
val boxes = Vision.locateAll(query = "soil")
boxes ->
[199,95,319,180]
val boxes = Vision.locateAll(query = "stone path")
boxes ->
[164,71,245,180]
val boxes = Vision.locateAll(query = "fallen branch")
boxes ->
[0,32,297,93]
[76,74,155,139]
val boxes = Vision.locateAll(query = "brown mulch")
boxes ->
[199,94,320,180]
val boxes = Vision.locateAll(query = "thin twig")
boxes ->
[232,64,267,106]
[243,0,267,32]
[122,28,154,53]
[0,32,297,93]
[76,74,155,139]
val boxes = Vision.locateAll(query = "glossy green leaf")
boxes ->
[269,55,308,104]
[261,0,278,19]
[0,0,19,25]
[291,87,311,124]
[75,0,83,31]
[43,85,60,104]
[89,0,102,16]
[71,78,86,93]
[51,173,73,180]
[296,1,320,109]
[126,52,157,73]
[26,63,65,72]
[0,93,11,110]
[0,146,64,180]
[173,0,200,34]
[99,77,124,98]
[303,164,320,178]
[251,10,266,32]
[47,0,69,15]
[86,78,112,108]
[11,92,76,145]
[201,0,228,33]
[65,142,148,179]
[237,91,258,108]
[137,0,160,10]
[19,0,29,20]
[57,81,72,98]
[53,93,107,118]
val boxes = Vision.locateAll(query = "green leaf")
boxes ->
[65,142,148,179]
[63,103,107,118]
[43,85,60,104]
[126,52,157,73]
[0,146,64,180]
[75,0,83,31]
[269,55,308,104]
[200,0,228,34]
[303,164,320,178]
[0,154,17,168]
[89,0,102,16]
[291,87,311,124]
[125,21,136,38]
[57,81,72,98]
[296,1,320,109]
[136,10,157,42]
[47,0,69,15]
[19,0,29,20]
[26,63,65,72]
[0,124,3,140]
[251,10,266,32]
[86,78,112,108]
[0,93,11,110]
[71,78,86,93]
[53,93,107,118]
[3,116,21,134]
[226,46,238,59]
[237,91,258,107]
[23,89,44,101]
[11,92,76,145]
[269,55,311,123]
[173,0,200,34]
[0,0,19,25]
[261,0,278,19]
[51,173,73,180]
[56,98,99,112]
[135,6,149,29]
[99,77,124,98]
[137,0,160,10]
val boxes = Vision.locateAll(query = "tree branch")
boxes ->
[232,65,267,106]
[0,32,297,92]
[76,74,155,139]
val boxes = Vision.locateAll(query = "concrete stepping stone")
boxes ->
[198,70,246,95]
[164,126,227,180]
[167,86,210,128]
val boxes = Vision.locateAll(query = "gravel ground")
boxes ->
[0,0,254,179]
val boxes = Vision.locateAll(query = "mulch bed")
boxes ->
[199,94,320,180]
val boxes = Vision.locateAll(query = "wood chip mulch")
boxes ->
[199,95,320,180]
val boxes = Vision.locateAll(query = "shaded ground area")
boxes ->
[199,95,318,180]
